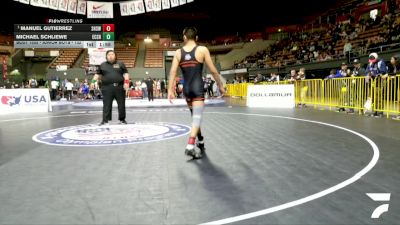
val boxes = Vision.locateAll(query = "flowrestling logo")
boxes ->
[32,122,191,146]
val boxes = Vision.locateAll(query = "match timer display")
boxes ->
[14,24,115,48]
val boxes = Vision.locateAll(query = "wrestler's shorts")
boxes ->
[184,83,205,102]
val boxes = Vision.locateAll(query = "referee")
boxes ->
[92,50,130,125]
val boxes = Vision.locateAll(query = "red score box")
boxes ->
[102,24,115,32]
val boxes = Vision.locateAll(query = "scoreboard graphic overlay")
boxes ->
[14,24,115,48]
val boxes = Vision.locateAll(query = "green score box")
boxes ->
[102,32,115,41]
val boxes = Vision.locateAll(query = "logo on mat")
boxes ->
[1,96,22,106]
[32,122,191,146]
[367,193,391,219]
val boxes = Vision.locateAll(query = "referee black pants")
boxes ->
[102,84,126,122]
[147,88,154,101]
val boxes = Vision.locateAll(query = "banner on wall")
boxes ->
[145,0,161,12]
[76,0,86,15]
[144,0,153,12]
[40,0,50,8]
[87,1,113,18]
[134,0,145,15]
[123,0,145,16]
[58,0,69,11]
[120,2,129,16]
[49,0,59,9]
[67,0,77,13]
[30,0,40,6]
[17,0,193,16]
[161,0,170,9]
[170,0,179,7]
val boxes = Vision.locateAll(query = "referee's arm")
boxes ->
[123,73,129,80]
[121,62,130,89]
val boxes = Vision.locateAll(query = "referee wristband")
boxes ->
[124,80,130,85]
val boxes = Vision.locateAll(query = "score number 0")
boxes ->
[102,24,114,32]
[102,24,115,41]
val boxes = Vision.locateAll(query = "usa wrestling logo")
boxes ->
[1,96,22,106]
[32,122,191,146]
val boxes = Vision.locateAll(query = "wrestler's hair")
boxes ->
[183,27,198,40]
